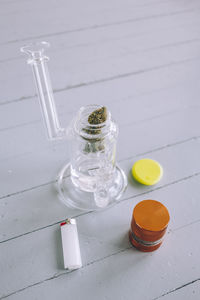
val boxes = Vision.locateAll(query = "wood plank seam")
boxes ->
[2,55,200,106]
[1,170,199,245]
[1,221,199,300]
[153,278,200,300]
[1,6,200,46]
[0,247,130,300]
[1,17,200,64]
[119,135,199,162]
[0,99,195,133]
[0,134,198,202]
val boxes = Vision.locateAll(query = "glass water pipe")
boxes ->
[21,41,127,211]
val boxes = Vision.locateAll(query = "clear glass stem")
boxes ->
[21,42,65,140]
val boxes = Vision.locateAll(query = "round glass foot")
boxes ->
[56,163,127,211]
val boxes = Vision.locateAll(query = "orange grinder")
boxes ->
[129,200,170,252]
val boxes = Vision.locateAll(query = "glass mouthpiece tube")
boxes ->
[21,41,65,140]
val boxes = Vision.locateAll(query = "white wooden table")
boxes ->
[1,0,200,299]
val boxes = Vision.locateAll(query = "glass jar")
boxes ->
[70,105,117,192]
[57,105,127,211]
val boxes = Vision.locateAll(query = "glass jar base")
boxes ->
[56,163,127,211]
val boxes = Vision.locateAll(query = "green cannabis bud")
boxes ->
[88,106,107,125]
[83,106,107,153]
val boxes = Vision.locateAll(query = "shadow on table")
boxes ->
[55,227,64,270]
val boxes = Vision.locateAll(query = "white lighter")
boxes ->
[60,218,82,270]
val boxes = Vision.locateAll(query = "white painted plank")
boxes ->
[4,221,199,300]
[0,54,200,165]
[1,8,200,63]
[1,88,199,160]
[1,0,200,299]
[0,137,200,243]
[1,27,200,104]
[0,169,200,298]
[0,0,199,44]
[158,280,200,300]
[1,58,199,131]
[0,104,200,198]
[1,11,200,64]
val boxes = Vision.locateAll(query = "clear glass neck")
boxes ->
[21,41,66,140]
